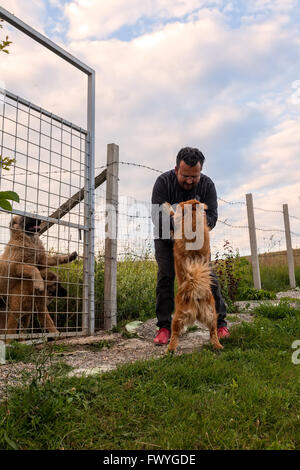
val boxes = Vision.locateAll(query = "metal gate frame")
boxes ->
[0,6,95,337]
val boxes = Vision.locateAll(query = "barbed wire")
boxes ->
[2,160,299,221]
[94,207,300,236]
[218,197,297,216]
[218,197,244,205]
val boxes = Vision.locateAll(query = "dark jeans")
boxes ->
[154,239,227,331]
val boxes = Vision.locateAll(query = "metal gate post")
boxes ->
[87,71,95,335]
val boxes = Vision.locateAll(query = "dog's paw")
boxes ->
[34,280,45,293]
[165,346,175,355]
[68,251,78,262]
[213,342,224,351]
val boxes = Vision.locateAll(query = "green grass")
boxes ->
[252,299,300,320]
[186,325,199,333]
[86,340,115,351]
[97,257,157,322]
[5,342,36,363]
[238,263,300,293]
[1,310,299,450]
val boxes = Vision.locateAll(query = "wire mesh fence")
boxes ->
[0,90,90,341]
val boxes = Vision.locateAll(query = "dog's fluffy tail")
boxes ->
[178,259,212,304]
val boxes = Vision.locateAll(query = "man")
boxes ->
[151,147,230,345]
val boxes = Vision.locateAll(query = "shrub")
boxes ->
[238,287,276,301]
[213,241,245,311]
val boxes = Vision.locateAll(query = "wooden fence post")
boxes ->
[104,144,119,329]
[283,204,296,289]
[246,193,261,290]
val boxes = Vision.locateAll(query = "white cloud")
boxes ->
[219,116,300,252]
[64,0,223,39]
[0,31,87,126]
[0,0,299,253]
[248,0,298,12]
[62,8,300,210]
[0,0,47,33]
[243,119,300,190]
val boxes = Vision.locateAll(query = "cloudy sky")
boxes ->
[0,0,299,254]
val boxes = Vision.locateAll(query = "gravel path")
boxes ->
[276,287,300,299]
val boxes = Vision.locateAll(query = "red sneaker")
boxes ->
[154,328,171,345]
[217,326,230,339]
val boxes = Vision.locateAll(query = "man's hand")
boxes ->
[162,202,174,217]
[162,202,175,240]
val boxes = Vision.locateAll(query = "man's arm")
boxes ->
[151,176,174,238]
[196,180,218,230]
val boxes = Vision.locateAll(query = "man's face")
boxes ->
[175,160,201,190]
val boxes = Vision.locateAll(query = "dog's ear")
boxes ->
[192,200,199,211]
[10,215,22,230]
[191,200,207,211]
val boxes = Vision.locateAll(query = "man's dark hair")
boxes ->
[176,147,205,169]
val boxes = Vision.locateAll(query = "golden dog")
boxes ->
[164,199,223,353]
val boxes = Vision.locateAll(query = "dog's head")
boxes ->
[10,215,42,235]
[171,199,209,251]
[175,200,207,235]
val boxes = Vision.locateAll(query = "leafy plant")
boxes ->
[238,287,276,301]
[213,241,243,311]
[0,156,15,170]
[0,190,19,211]
[0,19,12,54]
[0,155,18,211]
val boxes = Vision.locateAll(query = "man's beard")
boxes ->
[181,182,196,190]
